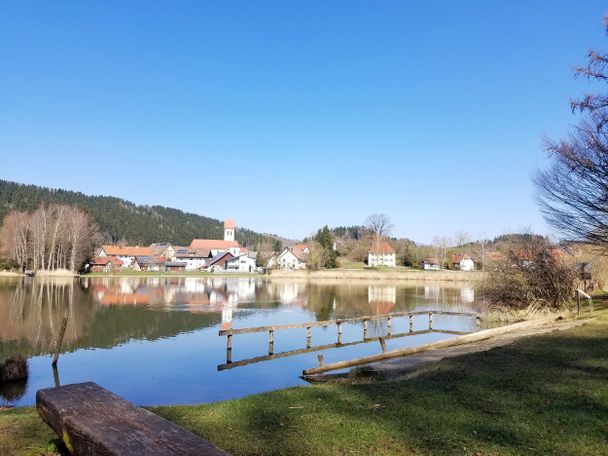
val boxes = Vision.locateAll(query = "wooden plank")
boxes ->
[302,318,556,376]
[37,382,230,456]
[219,310,478,336]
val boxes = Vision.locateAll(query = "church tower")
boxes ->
[224,219,235,242]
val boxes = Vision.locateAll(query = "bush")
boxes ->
[478,237,577,310]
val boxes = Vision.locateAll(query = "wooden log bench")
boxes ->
[36,382,230,455]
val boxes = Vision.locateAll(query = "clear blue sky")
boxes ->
[1,1,606,243]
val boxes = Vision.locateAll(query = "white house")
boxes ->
[421,257,440,271]
[269,247,307,269]
[452,254,475,271]
[459,256,475,271]
[367,241,396,267]
[174,248,211,271]
[225,253,257,272]
[98,245,154,268]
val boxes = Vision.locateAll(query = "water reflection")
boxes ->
[0,277,477,406]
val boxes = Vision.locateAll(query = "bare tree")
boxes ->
[432,235,451,269]
[535,17,608,247]
[29,205,49,271]
[364,214,394,240]
[0,204,97,272]
[66,207,94,272]
[454,230,471,247]
[0,211,29,271]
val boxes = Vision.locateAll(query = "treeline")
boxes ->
[0,204,97,272]
[0,180,274,247]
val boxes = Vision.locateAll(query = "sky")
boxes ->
[1,1,607,243]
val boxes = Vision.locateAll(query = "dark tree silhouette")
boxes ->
[535,17,608,246]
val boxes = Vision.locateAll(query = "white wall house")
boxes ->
[368,241,396,267]
[459,256,475,271]
[225,254,257,272]
[175,249,211,271]
[98,245,154,268]
[422,258,440,270]
[269,247,307,269]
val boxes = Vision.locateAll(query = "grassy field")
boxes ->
[2,306,607,455]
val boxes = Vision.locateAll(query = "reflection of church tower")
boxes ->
[224,219,235,241]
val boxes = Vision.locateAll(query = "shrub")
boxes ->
[478,237,577,309]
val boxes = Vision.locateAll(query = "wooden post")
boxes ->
[269,330,274,355]
[52,317,68,367]
[428,312,433,331]
[337,321,342,344]
[52,365,61,389]
[226,334,233,363]
[409,314,413,333]
[387,315,392,336]
[317,353,325,366]
[576,291,581,316]
[476,316,481,329]
[306,326,312,348]
[378,337,387,353]
[363,319,368,339]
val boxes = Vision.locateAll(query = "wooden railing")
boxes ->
[219,310,480,365]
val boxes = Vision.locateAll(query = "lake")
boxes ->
[0,277,479,407]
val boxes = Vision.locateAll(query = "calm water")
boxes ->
[0,277,479,407]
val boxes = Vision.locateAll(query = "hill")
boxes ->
[0,180,277,247]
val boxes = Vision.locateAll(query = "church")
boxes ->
[189,219,243,257]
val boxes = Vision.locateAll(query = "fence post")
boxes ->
[52,317,68,367]
[269,330,274,355]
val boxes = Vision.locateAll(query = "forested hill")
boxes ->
[0,180,275,247]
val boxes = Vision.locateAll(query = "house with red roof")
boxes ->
[98,245,154,268]
[88,256,123,273]
[368,241,396,267]
[451,254,475,271]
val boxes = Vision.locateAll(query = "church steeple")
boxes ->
[224,219,235,242]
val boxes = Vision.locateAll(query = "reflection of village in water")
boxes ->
[1,278,476,357]
[0,278,477,405]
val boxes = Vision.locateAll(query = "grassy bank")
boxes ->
[2,307,607,455]
[268,268,485,282]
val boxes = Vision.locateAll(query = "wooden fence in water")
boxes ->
[218,310,480,370]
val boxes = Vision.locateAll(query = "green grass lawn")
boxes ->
[2,308,608,455]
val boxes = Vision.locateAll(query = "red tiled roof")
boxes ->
[189,239,240,250]
[224,219,236,229]
[102,245,154,257]
[90,257,123,266]
[369,241,395,254]
[423,257,439,265]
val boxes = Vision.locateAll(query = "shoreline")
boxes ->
[3,307,606,455]
[1,269,485,282]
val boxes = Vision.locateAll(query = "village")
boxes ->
[89,219,481,274]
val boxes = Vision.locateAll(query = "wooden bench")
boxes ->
[36,382,230,455]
